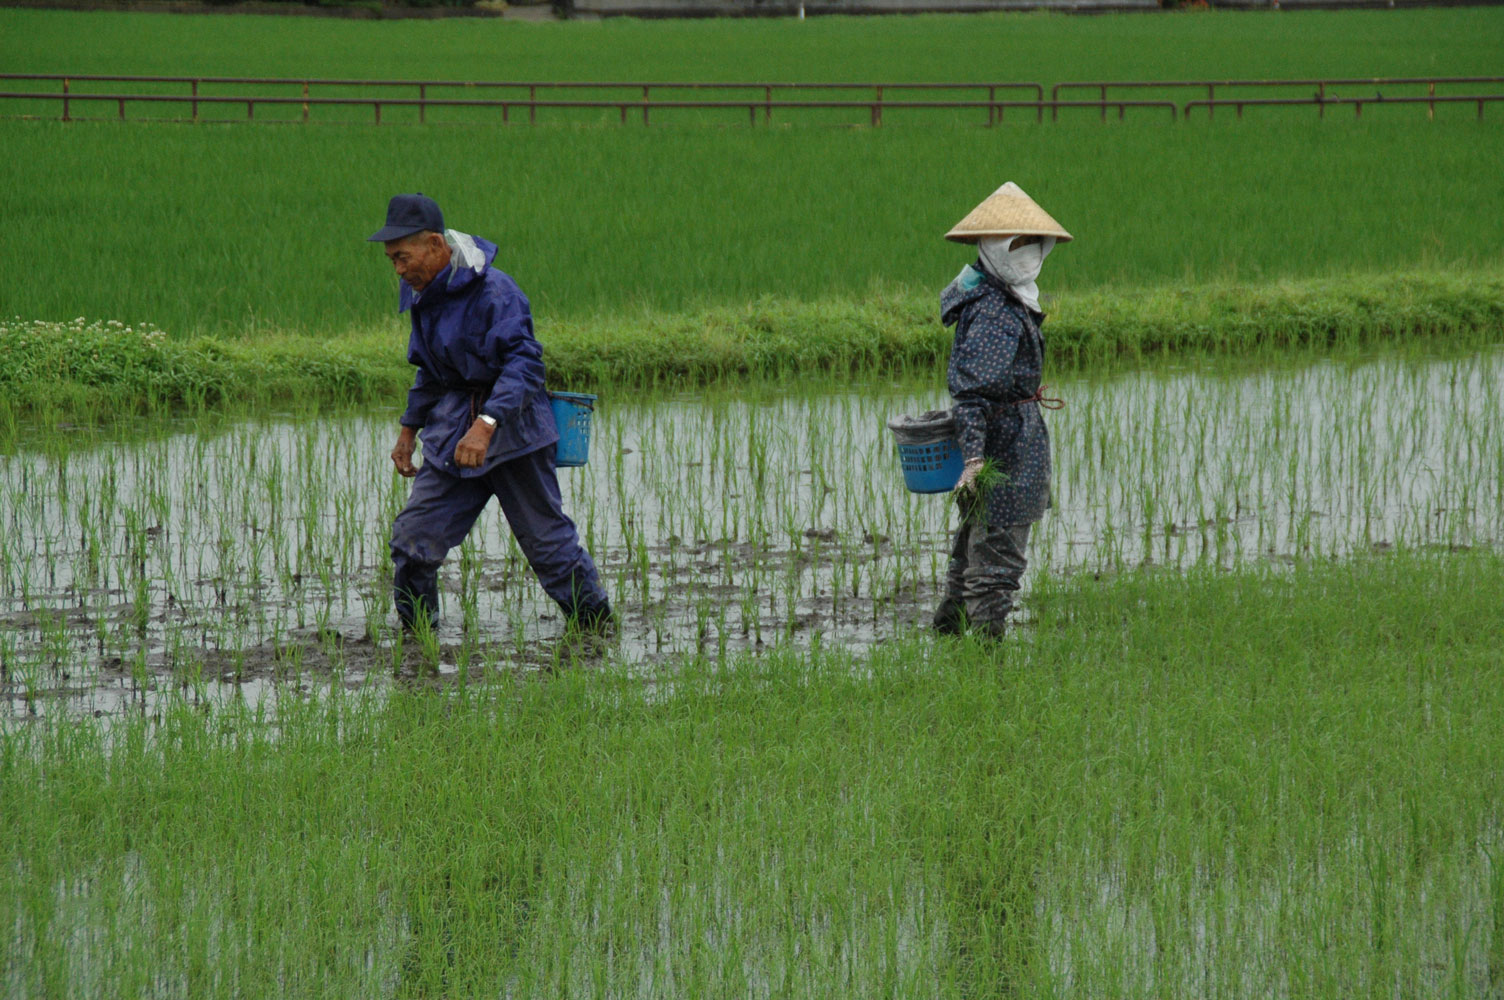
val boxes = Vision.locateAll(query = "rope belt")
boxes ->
[1013,384,1065,411]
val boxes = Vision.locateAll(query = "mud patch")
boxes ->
[2,531,946,720]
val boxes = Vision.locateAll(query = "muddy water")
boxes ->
[3,348,1500,717]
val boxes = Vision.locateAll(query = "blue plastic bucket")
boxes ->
[549,391,596,468]
[895,438,964,494]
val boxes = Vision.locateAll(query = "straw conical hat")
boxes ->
[945,181,1072,244]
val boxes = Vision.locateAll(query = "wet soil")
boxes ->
[1,532,945,720]
[6,351,1500,720]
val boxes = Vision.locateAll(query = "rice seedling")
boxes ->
[1,342,1499,719]
[3,544,1503,996]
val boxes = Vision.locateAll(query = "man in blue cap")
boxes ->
[369,193,613,634]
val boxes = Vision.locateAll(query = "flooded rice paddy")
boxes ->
[3,347,1501,718]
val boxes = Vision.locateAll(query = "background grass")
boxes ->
[3,7,1502,81]
[1,118,1501,337]
[1,7,1502,339]
[4,548,1502,996]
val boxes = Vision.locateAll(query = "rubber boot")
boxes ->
[932,597,967,636]
[970,617,1008,642]
[569,599,618,636]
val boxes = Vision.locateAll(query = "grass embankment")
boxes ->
[5,269,1501,427]
[4,548,1502,995]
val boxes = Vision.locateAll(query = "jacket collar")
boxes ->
[940,261,1042,326]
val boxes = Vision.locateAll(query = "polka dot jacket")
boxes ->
[941,262,1052,525]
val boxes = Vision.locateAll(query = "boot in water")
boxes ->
[932,597,967,636]
[570,600,618,637]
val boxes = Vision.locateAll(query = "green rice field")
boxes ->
[1,8,1502,355]
[3,118,1503,338]
[6,548,1504,996]
[3,7,1504,996]
[4,341,1502,995]
[2,6,1500,82]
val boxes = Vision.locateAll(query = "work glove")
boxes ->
[953,457,986,498]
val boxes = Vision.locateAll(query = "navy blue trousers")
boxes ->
[390,444,608,629]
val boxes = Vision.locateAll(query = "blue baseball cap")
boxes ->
[367,193,444,242]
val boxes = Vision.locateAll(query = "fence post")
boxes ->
[1100,84,1106,123]
[419,83,426,125]
[1318,82,1325,120]
[191,79,198,122]
[530,85,536,125]
[1207,83,1214,120]
[643,85,650,125]
[118,97,125,121]
[375,102,382,125]
[62,77,70,122]
[988,85,996,126]
[765,85,771,123]
[1427,80,1434,121]
[247,100,254,121]
[302,81,309,123]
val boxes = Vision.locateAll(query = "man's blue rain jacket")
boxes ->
[397,231,557,478]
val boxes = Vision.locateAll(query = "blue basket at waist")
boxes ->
[887,410,962,494]
[548,391,596,468]
[894,439,963,494]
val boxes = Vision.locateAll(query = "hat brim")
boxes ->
[945,227,1073,245]
[366,224,432,243]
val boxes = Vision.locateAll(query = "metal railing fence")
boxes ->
[0,75,1048,125]
[0,91,1182,126]
[2,74,1500,126]
[1052,76,1504,120]
[1184,94,1504,120]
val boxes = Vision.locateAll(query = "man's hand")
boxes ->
[454,418,495,469]
[391,426,420,478]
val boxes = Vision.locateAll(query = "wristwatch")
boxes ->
[478,414,497,428]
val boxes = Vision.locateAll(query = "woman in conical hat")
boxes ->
[933,182,1071,639]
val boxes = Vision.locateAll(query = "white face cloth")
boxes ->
[977,234,1056,314]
